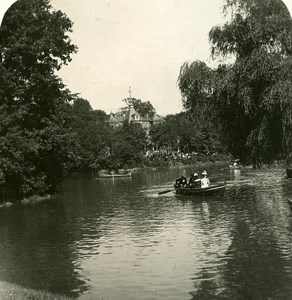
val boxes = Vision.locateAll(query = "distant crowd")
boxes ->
[145,150,195,162]
[144,150,228,166]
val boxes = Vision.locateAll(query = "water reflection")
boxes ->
[0,200,89,298]
[0,166,291,299]
[189,168,292,300]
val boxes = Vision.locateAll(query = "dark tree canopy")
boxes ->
[210,0,292,166]
[210,0,292,58]
[177,60,215,124]
[101,123,147,171]
[150,112,223,155]
[0,0,77,200]
[178,0,292,167]
[66,97,111,173]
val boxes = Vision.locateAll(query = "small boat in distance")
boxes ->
[174,183,226,196]
[97,171,132,178]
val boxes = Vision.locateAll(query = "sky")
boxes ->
[1,0,292,116]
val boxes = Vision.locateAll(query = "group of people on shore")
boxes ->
[175,170,210,189]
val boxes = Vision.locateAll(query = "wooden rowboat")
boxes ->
[98,172,132,178]
[174,183,226,196]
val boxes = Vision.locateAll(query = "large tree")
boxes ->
[101,123,147,171]
[178,0,292,167]
[67,97,111,172]
[178,61,214,118]
[209,0,292,166]
[0,0,77,200]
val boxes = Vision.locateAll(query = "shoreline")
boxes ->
[0,160,286,207]
[0,281,72,300]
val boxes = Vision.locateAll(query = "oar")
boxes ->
[158,189,174,195]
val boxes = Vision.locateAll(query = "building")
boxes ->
[108,106,162,138]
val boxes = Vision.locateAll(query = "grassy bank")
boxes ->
[0,281,73,300]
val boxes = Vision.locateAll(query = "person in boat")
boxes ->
[232,159,240,167]
[189,172,201,188]
[201,170,210,188]
[175,174,187,187]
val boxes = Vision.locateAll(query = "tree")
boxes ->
[177,60,225,157]
[209,0,292,166]
[178,0,292,166]
[150,112,223,155]
[0,0,77,200]
[123,97,156,118]
[67,97,111,172]
[105,123,147,170]
[177,61,214,118]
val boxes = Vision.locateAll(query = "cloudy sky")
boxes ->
[1,0,292,116]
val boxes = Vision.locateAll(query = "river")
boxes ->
[0,165,292,299]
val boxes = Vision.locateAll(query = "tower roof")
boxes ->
[108,113,120,124]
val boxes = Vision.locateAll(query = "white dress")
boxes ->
[201,177,210,188]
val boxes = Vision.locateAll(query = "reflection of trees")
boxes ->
[189,170,292,299]
[0,200,89,298]
[2,168,291,299]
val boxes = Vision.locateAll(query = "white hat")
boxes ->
[202,170,207,176]
[193,172,198,176]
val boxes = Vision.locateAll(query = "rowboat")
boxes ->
[97,172,132,178]
[174,183,226,196]
[286,168,292,178]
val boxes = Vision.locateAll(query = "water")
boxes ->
[0,165,292,299]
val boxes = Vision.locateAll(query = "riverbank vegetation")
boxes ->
[65,97,226,172]
[0,0,291,203]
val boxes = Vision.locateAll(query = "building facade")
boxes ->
[108,106,162,137]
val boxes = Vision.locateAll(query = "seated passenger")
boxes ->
[189,172,201,188]
[175,174,187,187]
[233,159,240,166]
[201,170,210,188]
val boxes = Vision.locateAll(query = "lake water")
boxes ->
[0,165,292,299]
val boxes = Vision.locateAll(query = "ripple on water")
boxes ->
[1,167,292,299]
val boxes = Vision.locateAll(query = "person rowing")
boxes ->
[175,174,187,187]
[189,172,201,188]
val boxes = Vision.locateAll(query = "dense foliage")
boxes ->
[178,61,214,118]
[178,0,292,167]
[150,112,223,155]
[103,123,147,171]
[0,0,77,200]
[66,97,111,173]
[66,98,148,173]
